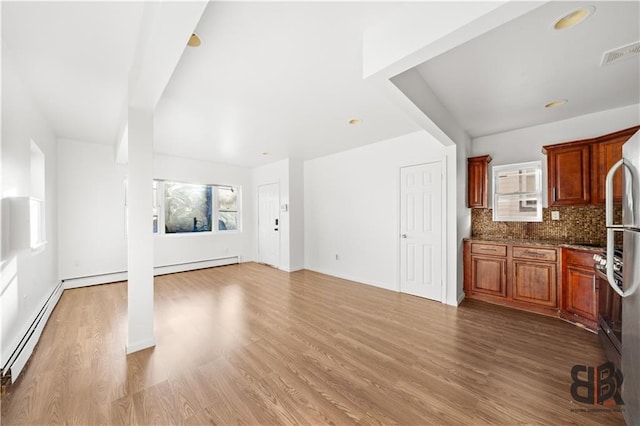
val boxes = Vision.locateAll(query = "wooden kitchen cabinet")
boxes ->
[467,155,492,208]
[591,126,640,204]
[561,248,600,330]
[512,246,558,308]
[543,126,640,207]
[469,242,507,297]
[544,142,591,206]
[464,240,561,317]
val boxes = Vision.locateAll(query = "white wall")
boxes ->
[1,43,60,374]
[58,139,128,279]
[288,159,304,271]
[472,104,640,206]
[304,130,458,298]
[57,140,253,283]
[154,153,253,268]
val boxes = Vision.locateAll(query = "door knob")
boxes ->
[274,228,279,231]
[401,234,407,238]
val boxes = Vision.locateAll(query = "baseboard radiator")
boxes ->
[62,256,241,289]
[1,280,64,394]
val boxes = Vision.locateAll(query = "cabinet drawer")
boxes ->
[471,243,507,257]
[513,246,556,262]
[564,248,598,267]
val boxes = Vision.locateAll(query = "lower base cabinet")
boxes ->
[463,240,561,317]
[512,260,557,307]
[561,248,600,329]
[464,240,601,330]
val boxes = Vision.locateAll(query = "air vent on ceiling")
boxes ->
[601,41,640,66]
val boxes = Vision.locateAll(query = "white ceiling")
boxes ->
[153,2,422,167]
[2,1,145,145]
[2,1,639,168]
[414,1,640,138]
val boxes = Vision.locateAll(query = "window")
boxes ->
[216,186,238,231]
[492,161,542,222]
[164,182,212,233]
[30,141,46,248]
[149,180,240,234]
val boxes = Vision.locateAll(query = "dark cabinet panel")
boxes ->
[591,126,639,204]
[467,155,492,208]
[471,256,507,297]
[546,143,591,206]
[512,261,557,307]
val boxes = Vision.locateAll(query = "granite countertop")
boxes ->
[464,236,604,252]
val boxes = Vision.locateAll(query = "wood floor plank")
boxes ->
[1,262,625,425]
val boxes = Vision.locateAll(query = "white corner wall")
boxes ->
[1,43,60,376]
[58,139,128,279]
[57,141,253,285]
[304,130,459,301]
[472,104,640,207]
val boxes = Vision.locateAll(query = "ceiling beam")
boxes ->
[363,1,548,147]
[115,1,207,162]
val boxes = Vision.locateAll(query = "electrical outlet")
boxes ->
[551,211,560,220]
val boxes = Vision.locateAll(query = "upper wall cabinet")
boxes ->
[544,142,591,206]
[543,126,640,207]
[591,126,640,204]
[467,155,492,208]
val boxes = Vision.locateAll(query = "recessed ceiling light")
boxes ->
[348,119,361,125]
[187,33,201,47]
[545,99,568,109]
[553,7,594,30]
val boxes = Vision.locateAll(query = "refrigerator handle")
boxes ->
[605,158,632,298]
[605,159,624,227]
[606,228,628,298]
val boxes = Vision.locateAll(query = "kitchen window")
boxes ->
[492,161,542,222]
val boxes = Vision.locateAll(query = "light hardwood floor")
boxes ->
[1,263,625,425]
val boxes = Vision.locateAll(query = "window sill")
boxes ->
[31,241,48,254]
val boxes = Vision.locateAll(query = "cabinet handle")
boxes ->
[552,187,556,202]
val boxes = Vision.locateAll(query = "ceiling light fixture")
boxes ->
[553,7,594,30]
[187,33,201,47]
[348,119,361,125]
[545,99,568,109]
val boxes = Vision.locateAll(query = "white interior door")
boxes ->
[258,183,280,267]
[400,162,443,301]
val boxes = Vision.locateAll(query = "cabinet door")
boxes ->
[512,261,557,307]
[547,144,591,206]
[565,265,598,321]
[471,255,507,297]
[467,155,491,208]
[591,132,636,204]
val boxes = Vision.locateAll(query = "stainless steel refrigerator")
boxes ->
[606,129,640,425]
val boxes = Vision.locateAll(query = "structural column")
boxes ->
[126,107,155,353]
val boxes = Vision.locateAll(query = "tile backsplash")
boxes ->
[471,205,622,246]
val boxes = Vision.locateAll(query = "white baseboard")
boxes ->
[126,337,156,354]
[62,256,240,289]
[2,280,63,382]
[457,292,466,306]
[304,266,393,292]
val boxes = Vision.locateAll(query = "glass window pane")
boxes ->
[164,182,212,233]
[218,187,237,211]
[218,212,238,231]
